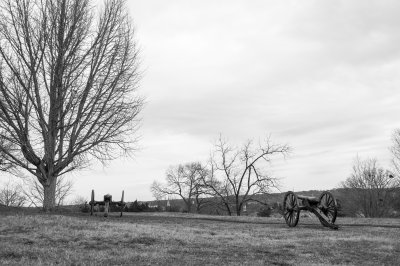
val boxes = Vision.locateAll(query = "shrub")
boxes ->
[167,205,181,212]
[257,206,272,217]
[127,200,150,212]
[79,202,90,213]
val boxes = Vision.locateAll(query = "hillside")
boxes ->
[144,189,336,216]
[143,188,400,217]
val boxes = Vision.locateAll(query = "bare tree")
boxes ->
[70,195,87,205]
[340,157,399,217]
[0,180,26,207]
[0,0,142,210]
[391,129,400,174]
[199,164,235,215]
[151,162,207,213]
[23,175,73,207]
[201,135,290,216]
[192,167,212,213]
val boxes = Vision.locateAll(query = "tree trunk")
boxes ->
[224,203,232,216]
[182,197,191,213]
[43,177,57,211]
[236,197,241,216]
[187,198,192,213]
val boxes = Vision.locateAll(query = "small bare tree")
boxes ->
[0,180,26,207]
[151,162,207,213]
[201,135,290,216]
[70,195,87,205]
[340,157,399,217]
[390,130,400,213]
[391,129,400,174]
[0,0,142,210]
[23,175,73,207]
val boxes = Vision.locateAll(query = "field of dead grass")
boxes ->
[0,210,399,265]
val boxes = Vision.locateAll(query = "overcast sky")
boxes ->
[76,0,400,202]
[4,0,400,202]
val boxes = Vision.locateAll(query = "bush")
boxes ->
[127,200,150,212]
[167,205,181,212]
[257,206,272,217]
[335,198,347,217]
[147,206,162,212]
[80,203,90,213]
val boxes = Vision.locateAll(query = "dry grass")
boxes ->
[0,211,399,265]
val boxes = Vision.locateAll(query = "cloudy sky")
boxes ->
[74,0,400,202]
[4,1,399,202]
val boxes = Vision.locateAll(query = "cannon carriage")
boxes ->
[283,191,338,230]
[89,190,126,217]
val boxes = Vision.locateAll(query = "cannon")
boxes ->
[283,191,338,230]
[89,190,126,217]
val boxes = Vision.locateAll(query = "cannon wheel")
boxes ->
[318,191,337,224]
[90,189,94,216]
[120,190,124,217]
[283,191,300,227]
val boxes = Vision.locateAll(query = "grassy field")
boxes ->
[0,210,399,265]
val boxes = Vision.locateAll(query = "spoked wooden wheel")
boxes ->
[90,189,95,216]
[120,190,125,217]
[318,191,337,224]
[283,191,300,227]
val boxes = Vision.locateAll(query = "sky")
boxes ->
[3,0,400,203]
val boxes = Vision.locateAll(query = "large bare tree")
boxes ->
[201,135,290,216]
[151,162,207,213]
[0,0,142,210]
